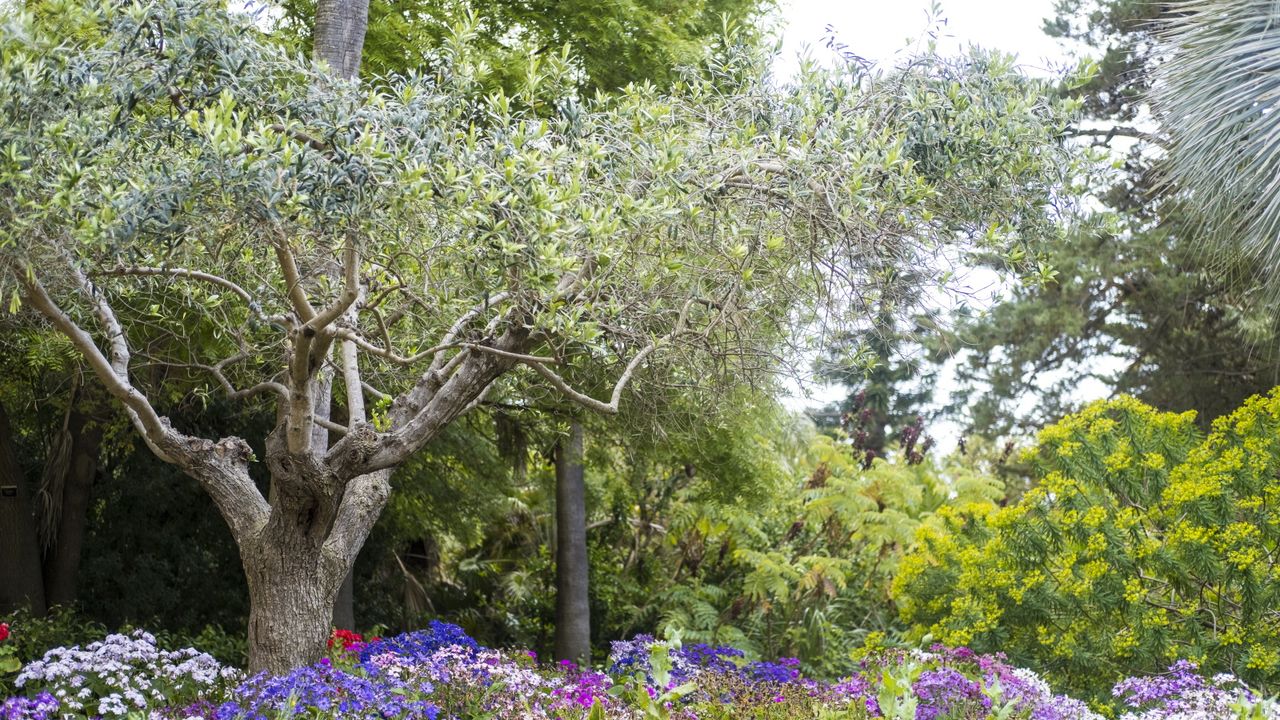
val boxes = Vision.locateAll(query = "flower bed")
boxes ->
[1,621,1276,719]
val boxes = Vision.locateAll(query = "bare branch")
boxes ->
[519,297,700,414]
[429,292,510,373]
[247,123,331,155]
[333,328,453,365]
[13,260,269,541]
[95,265,282,324]
[308,236,360,334]
[361,381,391,402]
[527,343,657,415]
[340,296,367,429]
[334,327,530,476]
[321,469,390,573]
[458,343,557,365]
[1066,126,1162,146]
[19,261,176,462]
[274,238,316,322]
[334,329,553,367]
[160,352,291,401]
[316,416,349,436]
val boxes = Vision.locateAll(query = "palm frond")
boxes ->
[1153,0,1280,280]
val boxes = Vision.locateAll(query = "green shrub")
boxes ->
[893,391,1280,703]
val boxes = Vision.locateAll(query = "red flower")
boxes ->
[0,623,9,642]
[327,628,364,651]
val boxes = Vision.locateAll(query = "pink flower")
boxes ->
[0,623,9,642]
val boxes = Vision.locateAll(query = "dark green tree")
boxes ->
[814,306,938,465]
[941,0,1280,439]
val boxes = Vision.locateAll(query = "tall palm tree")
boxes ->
[1152,0,1280,273]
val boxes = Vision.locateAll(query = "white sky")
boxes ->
[773,0,1103,441]
[775,0,1075,79]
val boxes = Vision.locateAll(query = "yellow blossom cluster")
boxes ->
[892,390,1280,702]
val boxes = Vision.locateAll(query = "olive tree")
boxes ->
[0,0,1077,672]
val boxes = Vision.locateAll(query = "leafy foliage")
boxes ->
[274,0,775,92]
[0,0,1081,414]
[1151,0,1280,280]
[945,0,1280,438]
[894,392,1280,704]
[646,426,1005,677]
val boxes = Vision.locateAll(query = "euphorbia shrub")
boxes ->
[894,390,1280,703]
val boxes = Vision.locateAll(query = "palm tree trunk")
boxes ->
[313,0,368,79]
[42,407,102,607]
[554,421,590,664]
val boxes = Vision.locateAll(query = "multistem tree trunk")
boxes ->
[243,533,345,673]
[554,421,591,664]
[237,465,390,674]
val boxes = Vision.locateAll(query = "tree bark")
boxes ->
[309,373,359,633]
[554,421,590,664]
[242,529,344,674]
[42,407,102,608]
[332,567,355,630]
[239,464,389,673]
[239,412,390,674]
[0,402,47,615]
[313,0,368,79]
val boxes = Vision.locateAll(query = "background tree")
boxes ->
[941,0,1280,440]
[0,327,111,616]
[643,415,1002,676]
[274,0,774,90]
[812,306,938,464]
[552,420,589,663]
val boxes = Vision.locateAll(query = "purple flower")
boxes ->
[13,631,236,717]
[0,693,58,720]
[216,662,438,720]
[913,667,991,720]
[1111,661,1277,719]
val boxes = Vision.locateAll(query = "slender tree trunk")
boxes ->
[0,402,46,615]
[554,421,590,664]
[42,408,102,607]
[313,0,368,79]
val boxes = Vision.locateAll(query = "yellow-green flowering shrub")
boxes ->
[893,391,1280,704]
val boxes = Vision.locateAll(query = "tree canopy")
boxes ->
[934,0,1280,440]
[274,0,775,91]
[0,0,1081,671]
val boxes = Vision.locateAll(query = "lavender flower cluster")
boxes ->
[4,620,1280,720]
[12,630,238,718]
[609,637,1104,719]
[1113,660,1280,720]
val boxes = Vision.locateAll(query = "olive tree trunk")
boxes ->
[554,421,591,664]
